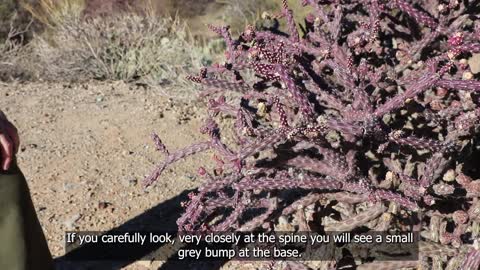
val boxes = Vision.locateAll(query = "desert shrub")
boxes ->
[30,9,214,95]
[145,0,480,268]
[20,0,85,29]
[0,14,34,81]
[0,0,17,40]
[1,1,36,43]
[216,0,278,34]
[218,0,311,35]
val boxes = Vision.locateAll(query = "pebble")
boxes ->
[63,182,78,191]
[463,71,474,80]
[95,96,105,103]
[183,174,196,182]
[122,177,138,187]
[64,214,82,230]
[124,150,135,156]
[98,201,111,210]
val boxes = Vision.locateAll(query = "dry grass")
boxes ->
[13,0,219,98]
[2,0,315,97]
[20,0,85,29]
[29,8,214,97]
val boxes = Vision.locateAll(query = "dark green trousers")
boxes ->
[0,162,54,270]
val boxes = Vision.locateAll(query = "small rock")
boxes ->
[404,121,414,130]
[98,202,111,210]
[183,174,196,182]
[122,150,133,156]
[122,178,137,187]
[63,182,77,191]
[64,214,82,230]
[95,96,104,103]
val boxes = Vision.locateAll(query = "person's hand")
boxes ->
[0,110,19,171]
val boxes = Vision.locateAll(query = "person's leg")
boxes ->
[0,162,54,270]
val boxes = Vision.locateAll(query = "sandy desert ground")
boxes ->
[0,81,241,269]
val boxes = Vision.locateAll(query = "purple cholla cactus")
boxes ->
[145,0,480,268]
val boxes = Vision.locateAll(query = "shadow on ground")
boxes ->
[54,189,227,270]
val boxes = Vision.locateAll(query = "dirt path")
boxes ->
[0,82,219,269]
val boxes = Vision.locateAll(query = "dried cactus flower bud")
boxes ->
[443,169,456,182]
[382,212,392,222]
[261,11,271,20]
[305,13,316,23]
[433,183,455,195]
[197,167,207,176]
[436,87,448,97]
[469,53,480,74]
[456,173,473,186]
[430,99,444,111]
[448,32,464,47]
[462,71,474,80]
[437,4,446,12]
[257,102,267,117]
[385,171,395,182]
[453,210,469,224]
[447,51,456,60]
[449,0,459,8]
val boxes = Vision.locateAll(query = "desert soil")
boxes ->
[0,81,247,269]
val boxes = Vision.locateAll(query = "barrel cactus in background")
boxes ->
[145,0,480,268]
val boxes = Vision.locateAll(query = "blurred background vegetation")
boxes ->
[0,0,309,96]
